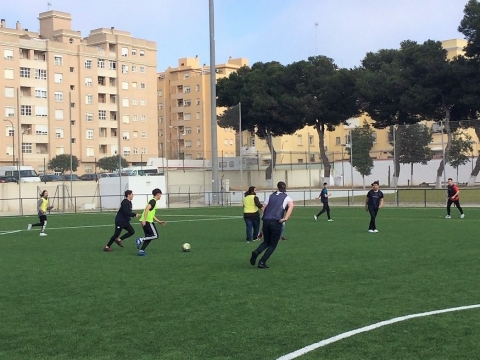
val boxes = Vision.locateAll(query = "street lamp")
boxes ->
[3,119,15,167]
[21,127,31,166]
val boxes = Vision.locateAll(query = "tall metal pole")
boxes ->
[441,120,446,189]
[209,0,219,203]
[16,88,22,214]
[239,102,242,187]
[3,119,15,167]
[350,130,354,190]
[69,92,73,197]
[116,87,122,198]
[308,132,311,198]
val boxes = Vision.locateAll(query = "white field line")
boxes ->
[0,230,21,236]
[277,304,480,360]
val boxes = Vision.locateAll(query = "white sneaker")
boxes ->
[39,232,47,236]
[461,214,465,218]
[368,230,374,233]
[313,215,317,221]
[327,219,334,222]
[373,229,379,233]
[445,215,451,219]
[27,224,32,230]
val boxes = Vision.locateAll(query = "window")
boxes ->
[133,131,138,138]
[20,67,30,78]
[5,107,14,118]
[22,143,32,154]
[122,65,128,73]
[54,56,62,65]
[85,95,93,104]
[55,128,64,138]
[230,139,234,146]
[185,140,192,148]
[55,92,63,102]
[224,139,228,145]
[141,115,146,122]
[140,83,146,89]
[98,59,105,68]
[196,85,200,91]
[122,115,129,123]
[309,135,314,146]
[4,49,13,60]
[184,72,189,79]
[109,60,116,70]
[185,127,192,134]
[123,131,130,140]
[142,147,147,154]
[372,132,377,143]
[184,113,191,121]
[121,47,128,57]
[184,86,191,93]
[99,110,106,120]
[122,81,128,90]
[54,73,63,84]
[159,116,163,124]
[123,147,131,157]
[345,134,351,144]
[132,98,138,106]
[132,49,137,56]
[335,136,341,145]
[122,98,129,107]
[86,130,94,139]
[35,69,47,80]
[56,146,65,155]
[133,147,139,154]
[4,68,14,79]
[297,135,303,145]
[196,112,200,120]
[184,100,191,107]
[141,99,146,106]
[21,105,32,116]
[140,66,145,73]
[132,82,137,88]
[86,113,93,122]
[98,76,105,86]
[131,65,137,72]
[85,77,93,87]
[197,140,201,147]
[196,99,200,105]
[133,115,138,122]
[141,132,146,138]
[139,50,145,57]
[35,125,48,135]
[70,67,74,72]
[55,109,64,120]
[85,59,92,69]
[35,88,47,98]
[5,87,14,98]
[86,147,94,157]
[35,106,48,117]
[197,126,201,134]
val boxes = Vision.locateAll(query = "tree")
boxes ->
[346,122,374,188]
[459,0,480,59]
[390,124,434,186]
[47,154,79,174]
[290,56,360,181]
[217,62,304,181]
[97,155,128,172]
[449,131,474,182]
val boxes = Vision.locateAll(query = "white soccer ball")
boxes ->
[182,243,191,252]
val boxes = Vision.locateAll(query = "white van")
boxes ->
[0,166,41,183]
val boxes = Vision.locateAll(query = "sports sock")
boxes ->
[140,240,151,251]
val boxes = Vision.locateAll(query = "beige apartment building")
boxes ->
[158,56,248,160]
[0,11,157,174]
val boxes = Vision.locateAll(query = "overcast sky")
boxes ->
[2,0,467,70]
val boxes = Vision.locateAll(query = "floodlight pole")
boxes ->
[209,0,219,204]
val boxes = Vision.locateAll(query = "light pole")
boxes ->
[21,127,31,166]
[3,119,15,167]
[169,125,181,160]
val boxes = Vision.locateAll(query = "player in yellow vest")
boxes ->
[135,188,166,256]
[27,190,54,236]
[243,186,263,242]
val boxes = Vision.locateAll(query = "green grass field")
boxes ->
[1,206,480,360]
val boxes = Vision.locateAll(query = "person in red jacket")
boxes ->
[446,178,465,219]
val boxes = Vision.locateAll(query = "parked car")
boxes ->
[99,172,119,178]
[79,173,100,181]
[0,176,17,183]
[61,174,82,181]
[40,174,63,182]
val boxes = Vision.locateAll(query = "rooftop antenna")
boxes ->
[47,2,52,10]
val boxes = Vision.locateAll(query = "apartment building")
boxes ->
[0,11,157,174]
[158,56,248,160]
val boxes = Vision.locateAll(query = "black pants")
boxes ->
[142,222,158,241]
[107,222,135,247]
[368,207,379,230]
[253,220,282,265]
[316,202,331,219]
[32,215,47,232]
[447,199,463,215]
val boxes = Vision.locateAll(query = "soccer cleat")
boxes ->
[135,238,142,249]
[27,224,32,230]
[103,246,112,252]
[368,230,374,233]
[39,232,48,236]
[461,214,465,218]
[327,219,334,222]
[257,262,269,269]
[257,232,263,239]
[373,229,379,233]
[250,251,258,266]
[138,250,146,256]
[314,215,318,221]
[114,239,123,248]
[281,237,287,241]
[445,215,451,219]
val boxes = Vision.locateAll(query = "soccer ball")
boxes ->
[182,243,191,252]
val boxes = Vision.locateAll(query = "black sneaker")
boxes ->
[258,262,269,269]
[250,251,258,266]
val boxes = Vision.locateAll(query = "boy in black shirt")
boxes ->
[365,181,384,233]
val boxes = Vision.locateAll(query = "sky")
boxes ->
[1,0,468,71]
